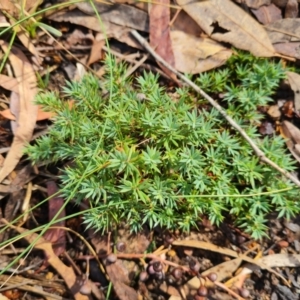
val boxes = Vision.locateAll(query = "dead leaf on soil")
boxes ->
[267,104,281,120]
[172,239,288,284]
[149,0,176,80]
[0,100,73,122]
[287,71,300,114]
[280,120,300,163]
[1,219,89,300]
[234,0,271,9]
[90,228,149,300]
[179,257,242,297]
[240,253,300,285]
[284,0,298,18]
[176,0,275,57]
[282,100,294,118]
[87,38,105,66]
[171,30,232,74]
[266,19,300,43]
[0,74,19,93]
[43,181,66,257]
[4,164,34,220]
[13,25,43,66]
[48,8,143,49]
[0,41,38,183]
[172,239,240,258]
[273,42,300,60]
[172,10,203,37]
[115,228,151,280]
[251,3,282,25]
[76,2,149,31]
[105,260,138,300]
[0,106,54,121]
[0,0,42,17]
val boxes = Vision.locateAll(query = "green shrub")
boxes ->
[26,53,299,239]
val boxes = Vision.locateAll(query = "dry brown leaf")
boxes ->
[10,91,20,135]
[172,10,203,37]
[171,30,232,74]
[266,19,300,44]
[287,71,300,114]
[115,228,150,278]
[0,2,43,65]
[105,261,139,300]
[285,0,298,18]
[43,181,66,257]
[0,106,54,121]
[0,109,16,121]
[1,219,89,300]
[0,100,73,122]
[234,0,271,9]
[76,2,149,31]
[172,239,288,284]
[167,259,244,299]
[0,74,19,93]
[66,28,94,47]
[185,258,242,291]
[169,259,243,299]
[172,239,239,258]
[88,38,105,66]
[0,0,42,17]
[272,0,288,7]
[251,3,282,25]
[281,120,300,162]
[48,9,143,49]
[14,27,43,66]
[273,42,300,60]
[282,100,294,118]
[149,0,176,80]
[0,165,34,245]
[0,41,38,183]
[241,253,300,281]
[176,0,275,57]
[267,104,281,119]
[90,229,148,300]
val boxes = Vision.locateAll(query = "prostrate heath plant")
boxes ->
[26,53,300,239]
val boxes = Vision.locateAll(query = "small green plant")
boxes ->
[26,53,299,239]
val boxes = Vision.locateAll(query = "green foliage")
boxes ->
[26,53,300,239]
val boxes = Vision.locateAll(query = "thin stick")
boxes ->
[130,29,300,188]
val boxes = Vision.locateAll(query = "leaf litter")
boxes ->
[1,0,300,299]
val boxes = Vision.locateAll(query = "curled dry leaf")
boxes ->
[280,120,300,163]
[171,30,232,74]
[286,71,300,114]
[176,0,275,57]
[0,41,38,183]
